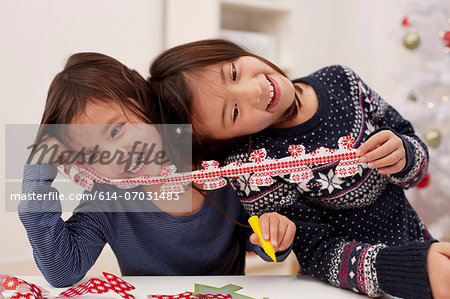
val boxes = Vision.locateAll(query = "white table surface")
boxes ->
[14,275,395,299]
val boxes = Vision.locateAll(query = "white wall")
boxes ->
[293,0,406,105]
[0,0,163,275]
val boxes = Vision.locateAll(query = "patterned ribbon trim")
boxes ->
[74,136,362,193]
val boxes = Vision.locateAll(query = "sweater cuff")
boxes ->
[392,133,416,178]
[274,242,293,262]
[253,241,292,262]
[376,240,436,299]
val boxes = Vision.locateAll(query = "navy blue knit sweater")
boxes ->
[225,65,435,298]
[18,164,290,288]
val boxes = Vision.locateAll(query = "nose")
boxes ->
[235,79,262,108]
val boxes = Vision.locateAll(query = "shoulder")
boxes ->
[314,65,356,83]
[292,65,360,97]
[301,66,370,100]
[294,65,358,84]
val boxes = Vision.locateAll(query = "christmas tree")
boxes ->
[392,0,450,241]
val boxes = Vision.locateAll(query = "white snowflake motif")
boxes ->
[364,121,376,136]
[349,271,355,279]
[236,173,261,196]
[317,169,344,194]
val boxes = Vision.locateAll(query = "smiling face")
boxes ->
[67,100,165,179]
[189,56,296,140]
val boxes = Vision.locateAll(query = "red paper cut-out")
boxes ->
[74,136,362,194]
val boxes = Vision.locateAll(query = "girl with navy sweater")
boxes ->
[148,39,450,299]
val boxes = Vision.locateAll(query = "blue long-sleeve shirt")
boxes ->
[19,163,290,287]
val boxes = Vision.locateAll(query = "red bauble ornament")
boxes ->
[442,31,450,48]
[416,172,430,188]
[402,16,410,27]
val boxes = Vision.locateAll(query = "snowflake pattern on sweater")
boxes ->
[225,65,432,298]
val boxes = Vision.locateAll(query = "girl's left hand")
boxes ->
[356,130,406,175]
[249,212,296,252]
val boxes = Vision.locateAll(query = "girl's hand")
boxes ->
[28,137,72,174]
[249,212,296,252]
[427,242,450,299]
[356,130,406,175]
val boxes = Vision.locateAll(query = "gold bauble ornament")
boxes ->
[403,32,420,50]
[424,129,441,148]
[407,91,417,102]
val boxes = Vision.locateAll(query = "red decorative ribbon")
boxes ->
[73,136,362,193]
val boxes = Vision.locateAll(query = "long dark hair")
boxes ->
[148,39,301,166]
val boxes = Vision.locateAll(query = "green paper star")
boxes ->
[193,283,255,299]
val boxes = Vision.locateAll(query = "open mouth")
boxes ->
[126,152,145,174]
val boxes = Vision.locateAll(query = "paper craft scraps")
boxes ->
[193,284,254,299]
[2,275,256,299]
[1,273,47,299]
[0,272,135,299]
[74,135,362,193]
[59,272,134,298]
[147,283,254,299]
[148,292,231,299]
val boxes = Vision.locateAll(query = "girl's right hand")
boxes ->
[28,137,72,174]
[249,212,296,252]
[427,242,450,299]
[356,130,406,175]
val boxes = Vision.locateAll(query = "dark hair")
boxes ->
[36,52,158,144]
[36,51,243,227]
[148,39,301,165]
[35,52,198,176]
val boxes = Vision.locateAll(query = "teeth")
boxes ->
[267,78,274,107]
[129,162,143,173]
[128,152,144,173]
[267,79,274,99]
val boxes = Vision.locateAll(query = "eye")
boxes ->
[232,104,239,122]
[111,124,124,138]
[231,63,237,81]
